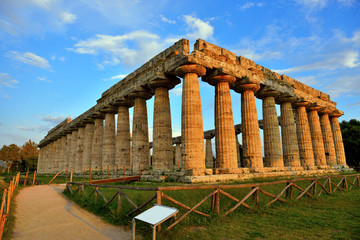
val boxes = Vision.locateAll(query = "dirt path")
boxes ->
[11,184,132,240]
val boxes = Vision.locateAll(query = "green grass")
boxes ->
[64,174,360,239]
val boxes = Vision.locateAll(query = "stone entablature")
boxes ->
[37,38,347,176]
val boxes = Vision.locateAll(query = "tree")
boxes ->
[340,119,360,168]
[0,144,21,171]
[20,140,39,171]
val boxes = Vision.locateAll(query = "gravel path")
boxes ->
[12,184,132,240]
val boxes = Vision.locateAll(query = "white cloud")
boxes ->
[234,48,282,61]
[60,11,76,23]
[324,74,360,98]
[170,85,182,96]
[68,31,166,67]
[104,74,127,81]
[0,73,18,99]
[274,50,359,74]
[184,15,214,40]
[17,125,50,133]
[0,0,76,35]
[0,73,18,88]
[37,114,70,125]
[7,51,51,69]
[337,0,357,6]
[295,0,328,9]
[160,15,176,24]
[239,2,265,10]
[36,77,51,83]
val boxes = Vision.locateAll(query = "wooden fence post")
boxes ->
[23,169,29,186]
[89,166,92,184]
[94,187,98,206]
[215,187,220,214]
[116,190,122,216]
[32,170,37,185]
[328,177,332,193]
[157,189,161,232]
[70,168,73,183]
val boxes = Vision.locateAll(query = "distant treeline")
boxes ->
[0,139,39,172]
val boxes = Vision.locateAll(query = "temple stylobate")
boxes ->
[37,39,348,180]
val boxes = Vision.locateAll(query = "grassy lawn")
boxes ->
[64,173,360,239]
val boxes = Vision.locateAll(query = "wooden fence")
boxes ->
[65,173,360,231]
[0,172,20,240]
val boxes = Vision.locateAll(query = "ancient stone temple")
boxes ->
[37,39,348,180]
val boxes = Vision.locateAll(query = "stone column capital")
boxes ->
[294,101,311,108]
[90,111,105,120]
[306,104,322,112]
[82,118,95,124]
[100,105,118,114]
[112,97,134,108]
[204,131,215,139]
[127,87,153,100]
[234,83,260,93]
[256,86,280,99]
[276,94,297,104]
[319,107,333,115]
[204,74,236,86]
[175,64,206,77]
[173,137,181,145]
[148,76,180,90]
[329,110,344,118]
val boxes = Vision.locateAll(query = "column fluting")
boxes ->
[257,89,283,168]
[294,102,315,168]
[129,89,152,173]
[91,115,104,170]
[330,111,347,166]
[175,64,206,175]
[319,108,337,166]
[235,83,263,168]
[276,97,301,167]
[307,105,327,167]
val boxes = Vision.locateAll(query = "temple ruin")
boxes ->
[37,39,348,181]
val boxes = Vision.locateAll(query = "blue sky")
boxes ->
[0,0,359,147]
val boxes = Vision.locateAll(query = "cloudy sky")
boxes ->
[0,0,359,147]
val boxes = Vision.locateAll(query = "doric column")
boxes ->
[149,77,179,170]
[70,129,78,171]
[101,107,117,170]
[235,134,241,167]
[210,74,238,171]
[319,108,337,166]
[235,83,263,168]
[49,143,54,172]
[75,125,85,172]
[205,138,213,168]
[37,147,43,173]
[175,64,206,175]
[51,140,58,173]
[43,145,48,173]
[59,135,66,172]
[276,96,301,167]
[91,113,104,170]
[174,138,182,169]
[307,105,327,167]
[45,144,51,173]
[294,101,315,168]
[257,87,283,168]
[114,99,133,170]
[82,120,94,170]
[52,138,60,172]
[64,132,72,171]
[129,88,152,173]
[330,111,347,166]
